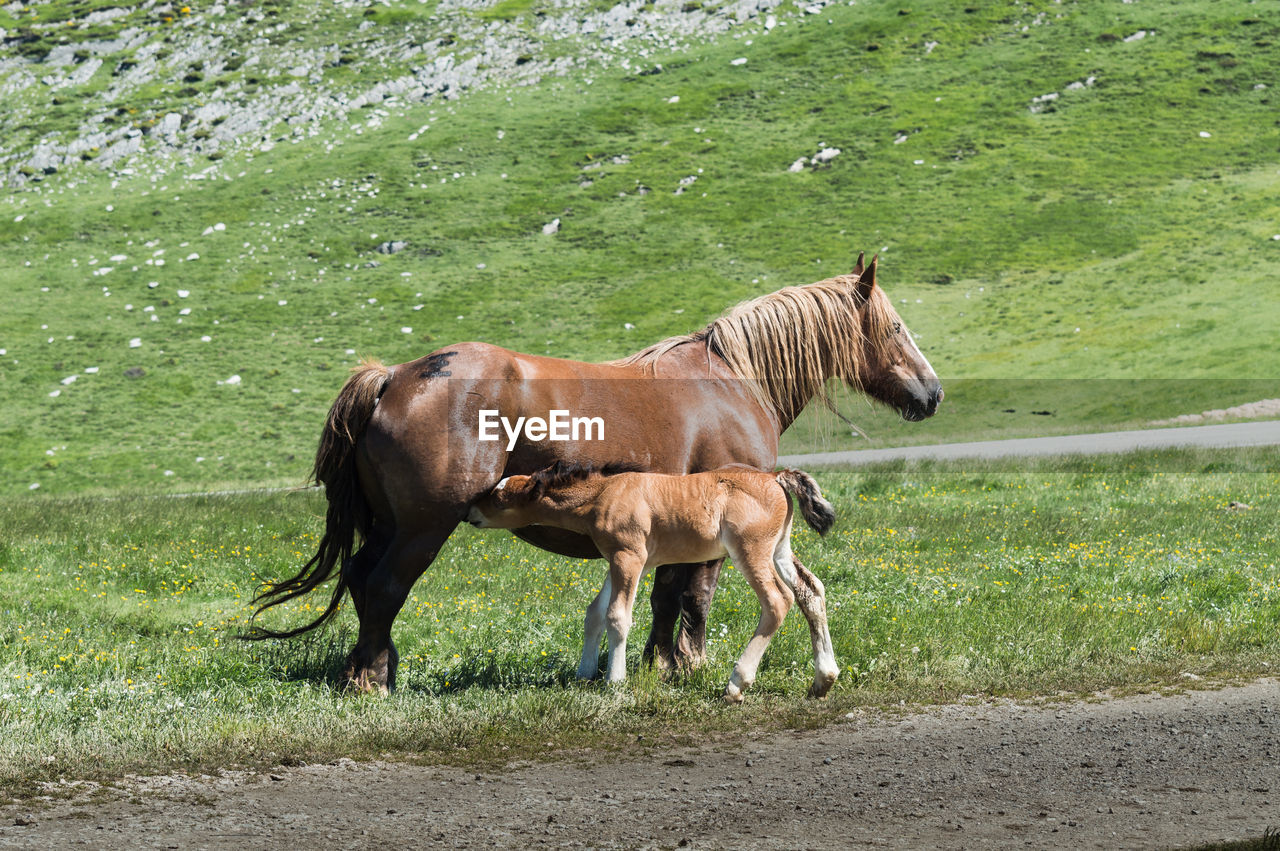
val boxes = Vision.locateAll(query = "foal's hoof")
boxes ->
[807,671,838,699]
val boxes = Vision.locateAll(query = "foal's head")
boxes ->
[849,255,943,422]
[466,473,539,529]
[466,460,641,529]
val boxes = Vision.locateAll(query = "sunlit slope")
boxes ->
[1,0,1278,495]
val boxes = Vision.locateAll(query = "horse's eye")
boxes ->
[892,322,902,335]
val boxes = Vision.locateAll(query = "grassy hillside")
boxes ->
[1,0,1279,496]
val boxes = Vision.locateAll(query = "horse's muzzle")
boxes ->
[901,383,944,421]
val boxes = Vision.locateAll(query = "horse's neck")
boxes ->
[660,338,810,430]
[639,338,729,379]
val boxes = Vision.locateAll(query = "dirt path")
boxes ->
[3,680,1276,849]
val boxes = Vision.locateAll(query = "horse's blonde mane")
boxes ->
[613,274,901,421]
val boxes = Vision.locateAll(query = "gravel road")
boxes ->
[4,680,1276,849]
[780,420,1280,467]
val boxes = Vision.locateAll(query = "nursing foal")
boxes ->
[468,462,840,702]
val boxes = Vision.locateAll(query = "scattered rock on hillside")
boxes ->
[376,240,409,255]
[2,0,802,187]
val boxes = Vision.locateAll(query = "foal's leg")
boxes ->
[604,553,646,683]
[577,573,613,680]
[780,554,839,698]
[342,524,454,693]
[723,546,793,704]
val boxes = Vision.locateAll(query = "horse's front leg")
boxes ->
[604,553,645,683]
[577,574,613,680]
[643,564,684,671]
[674,558,724,669]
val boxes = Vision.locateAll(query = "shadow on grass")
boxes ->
[239,627,354,688]
[241,634,585,694]
[404,651,581,694]
[237,631,728,699]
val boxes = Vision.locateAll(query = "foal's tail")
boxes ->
[244,358,391,640]
[775,469,836,536]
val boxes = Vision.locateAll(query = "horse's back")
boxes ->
[355,341,780,534]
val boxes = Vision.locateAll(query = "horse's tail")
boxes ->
[244,358,391,640]
[775,469,835,537]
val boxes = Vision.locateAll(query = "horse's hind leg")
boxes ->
[341,525,392,625]
[342,524,454,693]
[776,550,839,699]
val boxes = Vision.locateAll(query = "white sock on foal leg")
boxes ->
[577,575,612,680]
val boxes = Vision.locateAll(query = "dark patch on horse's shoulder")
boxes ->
[418,351,457,379]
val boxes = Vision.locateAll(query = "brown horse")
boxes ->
[247,255,942,692]
[468,462,840,703]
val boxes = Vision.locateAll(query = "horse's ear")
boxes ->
[852,251,866,277]
[854,254,878,301]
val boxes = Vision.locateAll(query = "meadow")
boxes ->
[2,448,1277,792]
[2,0,1280,797]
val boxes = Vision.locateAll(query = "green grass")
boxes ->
[1,0,1279,496]
[2,449,1277,791]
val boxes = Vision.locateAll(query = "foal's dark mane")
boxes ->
[527,459,645,498]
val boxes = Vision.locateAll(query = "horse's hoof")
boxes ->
[340,665,392,695]
[342,677,389,696]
